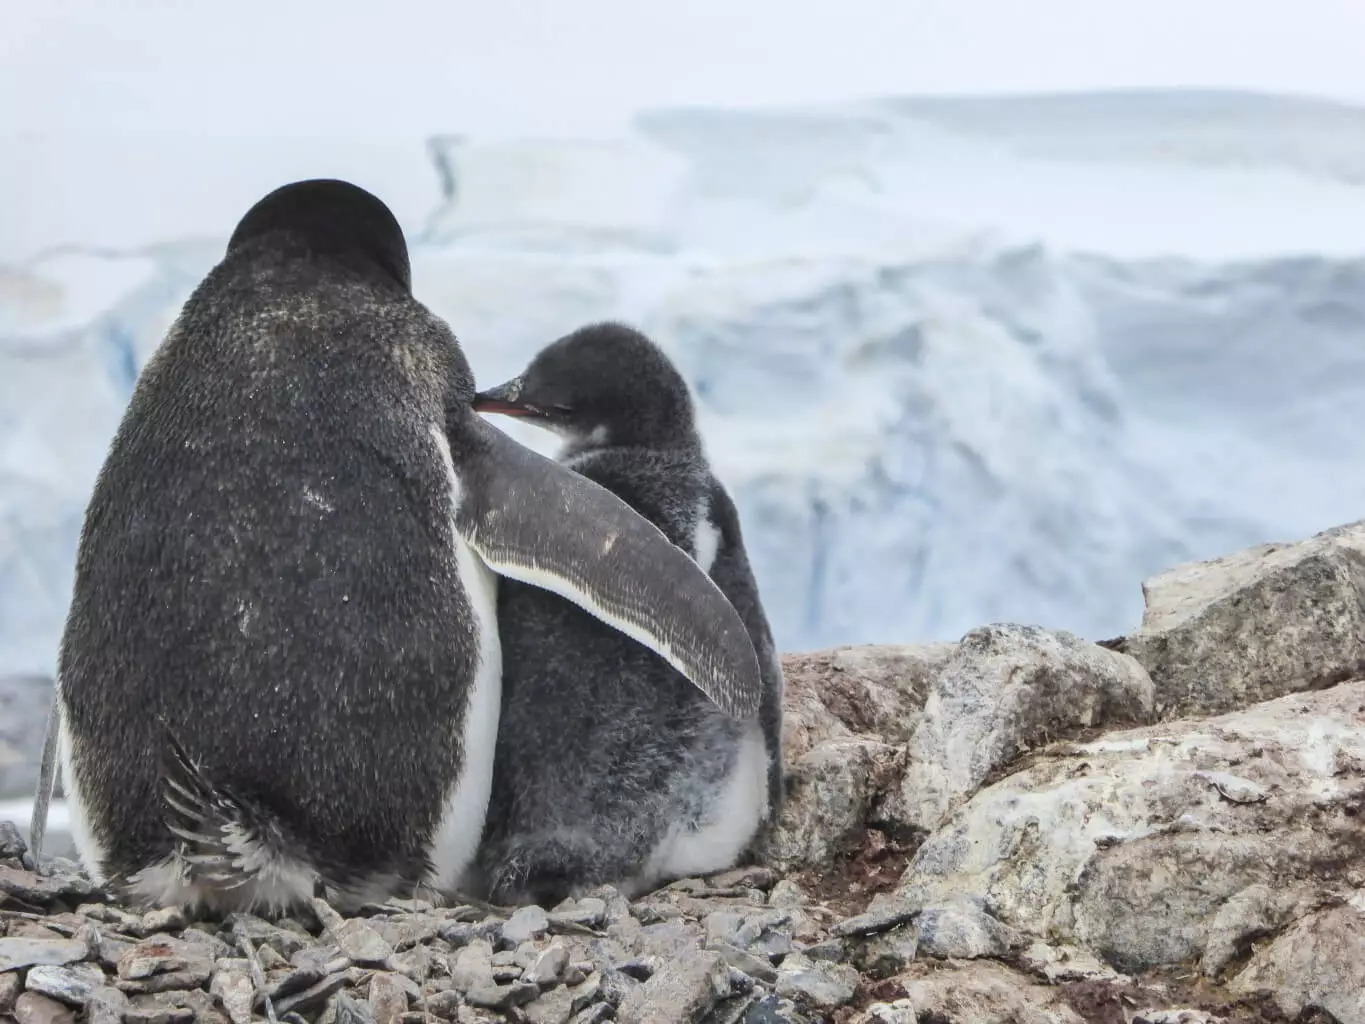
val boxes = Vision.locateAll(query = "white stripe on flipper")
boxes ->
[427,425,502,890]
[691,496,721,574]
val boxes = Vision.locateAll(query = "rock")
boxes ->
[766,738,899,872]
[890,624,1155,834]
[86,987,130,1024]
[0,936,90,972]
[502,905,550,945]
[1107,518,1365,717]
[548,898,606,929]
[0,820,28,861]
[900,681,1365,973]
[526,942,569,986]
[449,938,496,991]
[615,949,730,1024]
[0,863,98,905]
[706,867,779,891]
[367,971,410,1024]
[209,959,255,1024]
[524,985,575,1024]
[765,880,808,910]
[334,918,395,965]
[1133,1012,1226,1024]
[781,645,949,761]
[830,894,919,938]
[709,942,779,984]
[1231,898,1365,1023]
[1201,881,1324,977]
[465,981,539,1011]
[124,992,196,1024]
[13,991,76,1024]
[333,992,378,1024]
[860,1000,920,1024]
[849,927,918,980]
[115,935,213,992]
[229,915,309,958]
[914,896,1025,959]
[136,907,186,937]
[0,972,22,1014]
[773,952,859,1010]
[24,963,106,1006]
[1016,941,1129,984]
[896,959,1084,1023]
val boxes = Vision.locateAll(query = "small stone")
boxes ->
[334,992,378,1024]
[571,1007,613,1024]
[124,993,195,1024]
[766,881,809,909]
[368,971,411,1024]
[0,972,23,1014]
[0,937,90,973]
[14,991,77,1024]
[615,950,730,1024]
[914,897,1023,960]
[863,998,920,1024]
[465,981,539,1010]
[230,915,309,958]
[525,984,575,1024]
[211,960,257,1024]
[136,907,187,937]
[548,897,607,930]
[706,866,779,891]
[830,895,919,938]
[800,939,846,963]
[704,912,745,947]
[449,938,495,992]
[0,864,98,906]
[851,927,919,979]
[25,963,106,1006]
[86,987,131,1024]
[276,973,351,1015]
[709,943,779,984]
[255,942,290,971]
[501,906,550,945]
[335,919,396,965]
[774,952,859,1010]
[0,820,29,861]
[421,990,461,1020]
[526,943,570,987]
[490,950,519,967]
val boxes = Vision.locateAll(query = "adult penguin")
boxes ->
[47,180,760,917]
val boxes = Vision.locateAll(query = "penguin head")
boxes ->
[227,179,412,292]
[473,322,697,450]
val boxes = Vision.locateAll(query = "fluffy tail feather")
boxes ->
[156,719,319,905]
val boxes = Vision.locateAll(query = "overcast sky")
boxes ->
[5,0,1365,137]
[4,0,1365,261]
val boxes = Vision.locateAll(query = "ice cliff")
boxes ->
[3,88,1365,676]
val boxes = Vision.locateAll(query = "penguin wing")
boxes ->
[448,413,763,719]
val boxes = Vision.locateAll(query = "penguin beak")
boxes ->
[473,378,542,418]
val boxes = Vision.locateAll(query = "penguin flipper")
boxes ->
[446,414,763,719]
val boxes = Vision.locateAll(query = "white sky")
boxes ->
[3,0,1365,260]
[5,0,1365,136]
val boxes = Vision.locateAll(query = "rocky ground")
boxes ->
[3,518,1365,1024]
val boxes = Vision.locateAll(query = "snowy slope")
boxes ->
[3,89,1365,681]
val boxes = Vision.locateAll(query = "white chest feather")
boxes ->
[691,496,721,575]
[427,426,503,890]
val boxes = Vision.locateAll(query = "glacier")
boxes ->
[4,88,1365,690]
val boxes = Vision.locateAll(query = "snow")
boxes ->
[2,89,1365,676]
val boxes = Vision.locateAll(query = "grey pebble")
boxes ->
[548,897,607,929]
[465,980,540,1010]
[334,918,396,965]
[773,953,859,1010]
[526,942,570,986]
[14,991,77,1024]
[501,905,550,945]
[0,937,90,973]
[25,963,106,1006]
[86,987,130,1024]
[524,984,576,1024]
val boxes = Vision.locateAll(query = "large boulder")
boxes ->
[1105,518,1365,718]
[898,681,1365,977]
[885,624,1154,837]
